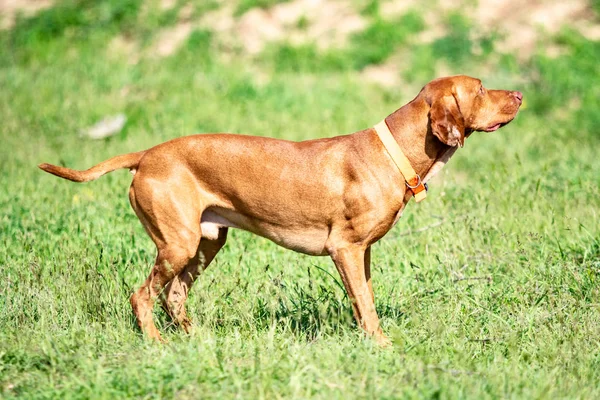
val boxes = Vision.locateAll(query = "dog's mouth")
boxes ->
[484,122,506,132]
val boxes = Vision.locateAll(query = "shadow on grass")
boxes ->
[248,266,406,341]
[128,264,407,341]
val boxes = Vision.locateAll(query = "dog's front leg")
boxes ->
[329,244,391,346]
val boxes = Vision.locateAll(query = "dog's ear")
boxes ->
[430,95,465,147]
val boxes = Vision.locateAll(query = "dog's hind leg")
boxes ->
[127,175,204,342]
[161,227,228,332]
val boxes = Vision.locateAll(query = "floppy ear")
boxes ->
[430,95,465,147]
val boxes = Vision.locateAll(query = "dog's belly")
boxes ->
[200,208,329,256]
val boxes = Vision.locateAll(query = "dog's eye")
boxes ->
[479,86,485,95]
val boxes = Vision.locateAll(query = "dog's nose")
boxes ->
[513,91,523,104]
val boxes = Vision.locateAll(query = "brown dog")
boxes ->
[39,75,522,345]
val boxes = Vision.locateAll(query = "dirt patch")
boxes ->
[582,23,600,40]
[200,0,367,54]
[152,21,193,57]
[361,62,400,88]
[0,0,54,29]
[471,0,595,58]
[159,0,176,11]
[149,4,196,58]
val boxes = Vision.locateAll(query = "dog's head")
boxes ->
[423,75,523,147]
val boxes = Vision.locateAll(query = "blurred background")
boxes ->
[1,0,599,146]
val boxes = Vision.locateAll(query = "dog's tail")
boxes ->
[38,151,146,183]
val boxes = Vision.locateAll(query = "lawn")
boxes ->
[1,1,599,398]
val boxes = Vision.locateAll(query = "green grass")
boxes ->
[1,1,600,398]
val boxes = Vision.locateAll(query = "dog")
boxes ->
[39,75,522,345]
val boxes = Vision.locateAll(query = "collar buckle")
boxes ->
[406,175,428,202]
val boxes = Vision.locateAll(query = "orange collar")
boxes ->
[374,120,428,202]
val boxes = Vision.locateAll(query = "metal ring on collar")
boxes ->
[405,174,423,189]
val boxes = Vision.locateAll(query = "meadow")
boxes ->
[1,1,599,398]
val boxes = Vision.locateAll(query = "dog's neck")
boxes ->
[384,98,457,184]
